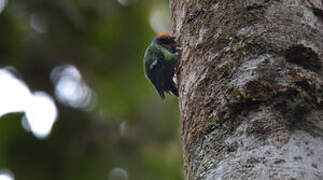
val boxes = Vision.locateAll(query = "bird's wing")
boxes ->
[144,50,167,99]
[147,60,167,99]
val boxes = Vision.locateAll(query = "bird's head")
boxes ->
[153,32,176,53]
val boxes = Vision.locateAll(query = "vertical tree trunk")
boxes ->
[170,0,323,179]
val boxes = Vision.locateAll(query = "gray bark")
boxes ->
[170,0,323,179]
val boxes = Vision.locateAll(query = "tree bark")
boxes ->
[170,0,323,179]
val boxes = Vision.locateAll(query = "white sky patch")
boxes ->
[149,3,170,34]
[0,69,31,116]
[0,169,14,180]
[30,13,48,34]
[51,65,96,111]
[0,68,58,139]
[0,0,7,14]
[24,92,57,139]
[56,77,85,103]
[0,174,13,180]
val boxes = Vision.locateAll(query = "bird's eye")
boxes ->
[161,38,171,45]
[160,39,168,45]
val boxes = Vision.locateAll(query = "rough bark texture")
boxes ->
[170,0,323,179]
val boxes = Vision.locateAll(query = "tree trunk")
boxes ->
[170,0,323,179]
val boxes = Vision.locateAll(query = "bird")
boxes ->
[143,32,178,99]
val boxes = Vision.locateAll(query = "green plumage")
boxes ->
[144,43,178,99]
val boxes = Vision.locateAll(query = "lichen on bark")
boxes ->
[170,0,323,179]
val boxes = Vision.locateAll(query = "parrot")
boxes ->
[143,32,178,99]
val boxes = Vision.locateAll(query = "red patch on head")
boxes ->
[154,32,176,52]
[156,32,171,39]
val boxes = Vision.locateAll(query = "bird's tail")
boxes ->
[157,88,165,100]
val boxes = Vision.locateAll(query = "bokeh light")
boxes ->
[24,92,58,139]
[119,121,127,136]
[149,2,170,34]
[30,13,48,34]
[51,65,97,111]
[108,168,128,180]
[117,0,129,6]
[0,68,31,117]
[116,0,136,6]
[0,0,7,14]
[0,169,14,180]
[0,68,58,139]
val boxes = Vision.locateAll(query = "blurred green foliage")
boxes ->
[0,0,183,179]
